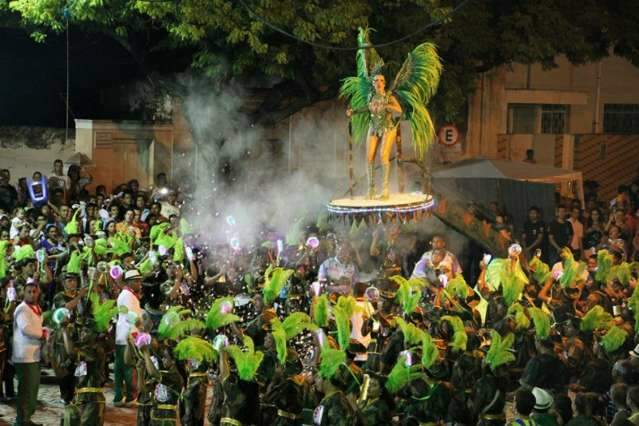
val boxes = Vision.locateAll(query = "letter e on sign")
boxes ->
[438,125,459,147]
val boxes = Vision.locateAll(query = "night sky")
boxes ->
[0,27,190,128]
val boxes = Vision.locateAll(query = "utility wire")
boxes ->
[237,0,472,51]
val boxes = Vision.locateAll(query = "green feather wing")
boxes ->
[580,305,613,332]
[174,336,217,363]
[333,299,354,350]
[446,274,469,300]
[271,318,288,365]
[206,297,240,331]
[529,256,552,285]
[485,331,515,371]
[390,42,442,159]
[601,326,628,353]
[507,303,531,331]
[282,312,317,338]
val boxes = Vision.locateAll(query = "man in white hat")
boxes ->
[113,269,143,407]
[531,387,558,426]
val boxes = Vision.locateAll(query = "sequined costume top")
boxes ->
[368,92,398,137]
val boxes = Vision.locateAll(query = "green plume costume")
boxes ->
[158,306,204,340]
[225,335,264,382]
[0,240,9,279]
[395,317,425,348]
[446,274,469,300]
[205,297,240,331]
[385,353,423,393]
[601,326,628,353]
[610,262,632,286]
[485,258,528,294]
[421,332,439,370]
[441,315,467,352]
[559,248,586,288]
[90,293,118,333]
[174,336,217,363]
[270,312,316,364]
[66,250,82,274]
[391,275,424,316]
[262,265,294,306]
[319,345,347,380]
[507,303,531,331]
[485,331,515,371]
[580,305,613,332]
[529,307,552,339]
[529,256,552,285]
[596,250,614,283]
[333,296,358,350]
[312,294,330,328]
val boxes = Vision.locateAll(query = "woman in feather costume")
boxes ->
[342,28,442,199]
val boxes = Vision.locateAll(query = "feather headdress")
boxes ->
[312,294,330,328]
[441,315,467,352]
[225,335,264,382]
[559,248,586,288]
[446,274,469,300]
[528,307,551,339]
[262,265,293,306]
[391,275,424,316]
[485,331,516,371]
[395,317,425,348]
[174,336,217,363]
[385,352,423,393]
[595,250,614,283]
[529,256,552,285]
[507,303,531,331]
[270,312,316,364]
[319,345,347,380]
[580,305,613,332]
[90,293,118,333]
[601,326,628,353]
[158,306,204,340]
[421,332,439,369]
[205,297,240,331]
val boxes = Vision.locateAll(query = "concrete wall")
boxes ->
[0,127,75,185]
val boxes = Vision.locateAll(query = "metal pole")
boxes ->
[65,18,70,144]
[348,121,354,198]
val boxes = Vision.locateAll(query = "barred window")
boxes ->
[541,105,568,134]
[604,104,639,134]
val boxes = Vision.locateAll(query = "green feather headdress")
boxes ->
[529,307,551,339]
[270,312,316,364]
[262,265,294,306]
[158,306,204,340]
[559,248,586,288]
[580,305,613,332]
[395,317,425,348]
[446,274,469,300]
[385,352,423,393]
[601,326,628,353]
[110,232,132,257]
[529,256,552,285]
[507,303,531,331]
[334,296,359,350]
[225,335,264,382]
[391,275,424,316]
[64,209,80,236]
[500,267,526,306]
[90,293,118,333]
[610,262,632,286]
[174,336,217,363]
[319,345,347,380]
[441,315,467,352]
[421,332,439,370]
[485,258,528,291]
[595,250,614,283]
[205,297,241,331]
[12,244,35,263]
[94,238,110,256]
[485,331,516,371]
[312,294,330,328]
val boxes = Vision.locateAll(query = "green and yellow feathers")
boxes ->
[580,305,613,332]
[270,312,316,364]
[485,331,515,371]
[529,307,552,339]
[226,335,264,382]
[391,275,424,316]
[441,315,467,352]
[174,336,217,363]
[90,293,118,333]
[262,265,294,306]
[158,306,204,340]
[312,294,330,328]
[205,297,241,331]
[601,326,628,353]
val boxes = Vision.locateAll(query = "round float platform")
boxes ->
[327,192,435,222]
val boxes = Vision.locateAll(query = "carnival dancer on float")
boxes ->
[342,28,442,199]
